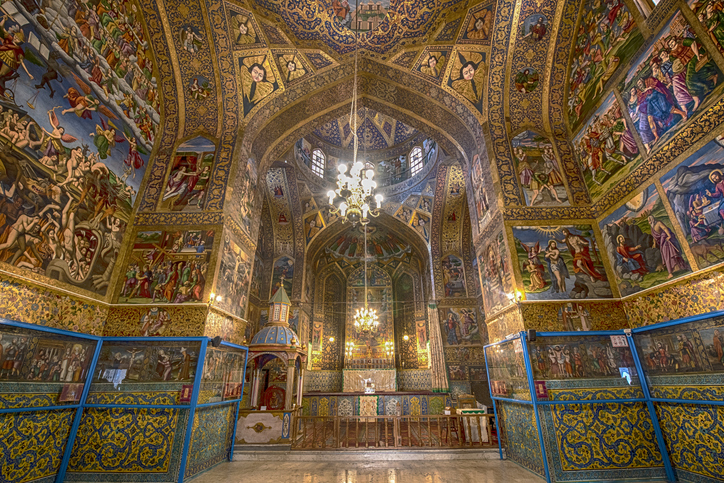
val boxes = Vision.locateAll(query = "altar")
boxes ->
[342,368,397,392]
[302,391,451,416]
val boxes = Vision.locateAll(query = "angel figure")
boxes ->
[61,74,117,120]
[180,26,202,53]
[420,53,445,79]
[41,107,78,159]
[450,51,486,107]
[279,54,305,84]
[231,14,257,45]
[90,118,124,159]
[240,55,275,110]
[122,129,148,178]
[466,8,493,40]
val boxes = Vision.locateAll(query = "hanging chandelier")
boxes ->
[353,224,379,333]
[326,27,382,226]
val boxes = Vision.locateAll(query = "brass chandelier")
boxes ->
[326,26,382,226]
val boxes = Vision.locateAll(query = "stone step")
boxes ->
[232,447,503,462]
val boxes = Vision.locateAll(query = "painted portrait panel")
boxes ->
[448,364,468,381]
[661,140,724,269]
[458,1,494,44]
[414,48,451,82]
[411,211,430,243]
[94,341,201,386]
[0,1,158,296]
[159,136,215,211]
[441,254,466,297]
[599,185,691,296]
[226,7,263,48]
[270,256,294,296]
[447,50,486,114]
[440,307,480,346]
[512,225,612,300]
[304,212,323,244]
[529,335,634,380]
[216,233,252,319]
[568,0,644,131]
[238,51,279,117]
[479,230,514,313]
[512,131,569,206]
[250,254,263,299]
[573,93,642,202]
[520,13,548,43]
[619,11,723,155]
[118,230,214,304]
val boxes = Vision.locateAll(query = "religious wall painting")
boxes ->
[660,140,724,269]
[689,0,724,56]
[188,76,212,100]
[416,319,427,351]
[440,307,480,346]
[558,303,592,332]
[514,68,539,93]
[448,364,468,381]
[411,212,431,243]
[200,346,247,401]
[511,131,569,206]
[528,335,635,381]
[159,136,215,212]
[395,205,413,224]
[259,309,269,328]
[567,0,644,131]
[238,157,259,237]
[447,50,486,114]
[326,225,410,262]
[288,308,299,333]
[619,11,723,155]
[302,197,318,214]
[0,3,159,296]
[250,255,263,299]
[599,185,691,297]
[179,24,204,54]
[520,13,548,43]
[237,51,280,117]
[417,196,432,214]
[413,47,451,82]
[271,256,294,296]
[94,341,201,387]
[216,234,252,319]
[0,327,95,383]
[479,230,514,314]
[441,255,466,297]
[118,230,214,304]
[457,1,494,45]
[139,307,170,337]
[275,50,311,86]
[512,225,613,301]
[320,205,340,225]
[304,213,323,245]
[573,93,642,202]
[312,321,323,351]
[469,365,487,381]
[226,6,263,48]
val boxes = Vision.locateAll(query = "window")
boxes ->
[311,149,325,178]
[409,146,423,176]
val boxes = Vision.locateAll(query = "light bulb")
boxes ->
[366,169,374,179]
[340,202,347,216]
[338,164,347,173]
[354,161,364,172]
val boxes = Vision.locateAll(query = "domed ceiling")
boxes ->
[251,0,471,56]
[312,108,419,150]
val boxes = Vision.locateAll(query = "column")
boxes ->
[296,367,305,407]
[285,362,296,410]
[250,366,263,408]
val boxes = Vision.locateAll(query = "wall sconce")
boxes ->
[402,335,409,341]
[345,341,355,357]
[208,292,222,307]
[384,341,394,357]
[506,291,523,305]
[329,337,335,343]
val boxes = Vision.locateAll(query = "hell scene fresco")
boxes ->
[513,225,612,300]
[600,185,691,296]
[478,229,514,314]
[118,229,214,304]
[440,307,480,346]
[634,315,724,375]
[0,0,159,296]
[215,233,252,319]
[661,139,724,269]
[573,93,642,202]
[567,0,643,131]
[511,131,569,206]
[93,341,200,388]
[529,335,636,381]
[0,327,95,383]
[159,136,215,212]
[619,11,723,154]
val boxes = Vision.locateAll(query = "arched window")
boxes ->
[409,146,423,176]
[311,149,325,178]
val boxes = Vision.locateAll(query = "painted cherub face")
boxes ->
[287,61,296,72]
[462,63,475,81]
[251,65,265,83]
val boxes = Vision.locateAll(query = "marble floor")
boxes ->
[189,459,545,483]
